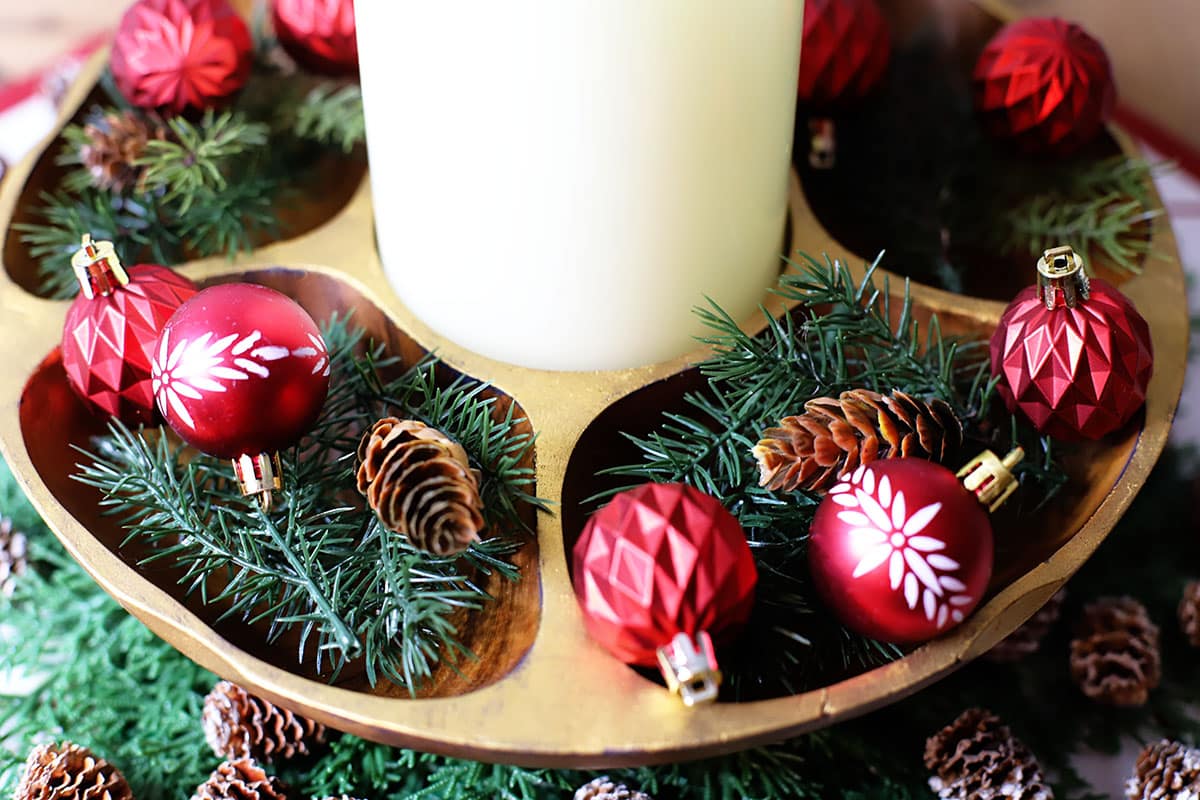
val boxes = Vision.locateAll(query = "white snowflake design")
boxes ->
[151,328,330,430]
[831,464,973,630]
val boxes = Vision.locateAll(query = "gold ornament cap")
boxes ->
[956,447,1024,513]
[232,452,283,511]
[71,234,130,299]
[808,118,836,170]
[1036,245,1090,310]
[656,631,721,707]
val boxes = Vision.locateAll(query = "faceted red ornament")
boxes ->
[152,283,330,460]
[797,0,891,108]
[990,250,1152,441]
[62,261,196,425]
[272,0,358,76]
[809,459,994,644]
[973,17,1115,156]
[111,0,254,114]
[573,483,757,668]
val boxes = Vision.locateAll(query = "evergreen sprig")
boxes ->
[73,318,540,691]
[293,84,366,153]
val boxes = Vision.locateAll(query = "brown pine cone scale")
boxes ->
[79,110,167,193]
[925,708,1053,800]
[191,759,286,800]
[0,516,29,597]
[574,776,653,800]
[14,742,133,800]
[1127,739,1200,800]
[357,417,484,556]
[753,389,963,494]
[1179,580,1200,647]
[1070,596,1160,706]
[203,681,326,763]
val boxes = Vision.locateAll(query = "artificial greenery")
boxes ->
[0,437,1196,799]
[74,317,540,691]
[294,84,366,153]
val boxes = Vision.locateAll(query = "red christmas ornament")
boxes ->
[111,0,254,114]
[809,449,1022,644]
[797,0,891,108]
[152,283,330,507]
[272,0,358,76]
[60,235,197,425]
[990,246,1153,441]
[973,17,1115,156]
[572,483,757,706]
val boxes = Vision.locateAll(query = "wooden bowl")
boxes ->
[0,0,1187,768]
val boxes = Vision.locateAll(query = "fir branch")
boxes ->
[293,84,365,153]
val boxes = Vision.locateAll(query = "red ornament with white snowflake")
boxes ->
[152,283,330,508]
[990,245,1152,441]
[572,483,757,706]
[808,448,1023,644]
[272,0,358,76]
[111,0,254,114]
[973,17,1115,156]
[61,235,197,425]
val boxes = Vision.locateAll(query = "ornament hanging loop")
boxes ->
[71,234,130,299]
[233,452,283,511]
[957,447,1024,513]
[656,631,721,707]
[1036,245,1090,310]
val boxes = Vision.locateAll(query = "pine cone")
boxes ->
[0,516,29,597]
[356,417,484,556]
[203,681,326,763]
[753,389,963,493]
[924,708,1054,800]
[1070,596,1161,706]
[14,742,133,800]
[191,759,286,800]
[574,776,653,800]
[1127,739,1200,800]
[78,110,167,193]
[1179,581,1200,647]
[986,589,1066,663]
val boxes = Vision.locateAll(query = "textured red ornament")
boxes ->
[973,17,1115,156]
[272,0,358,76]
[152,283,330,459]
[797,0,891,108]
[62,264,197,424]
[572,483,757,667]
[809,459,993,644]
[111,0,254,114]
[990,278,1152,441]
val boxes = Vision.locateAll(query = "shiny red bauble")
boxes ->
[973,17,1115,156]
[572,483,757,667]
[809,460,993,644]
[111,0,254,114]
[62,263,196,425]
[991,278,1152,441]
[151,283,330,459]
[272,0,358,75]
[797,0,891,107]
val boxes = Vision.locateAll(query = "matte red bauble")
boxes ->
[797,0,891,108]
[809,450,1022,644]
[973,17,1115,155]
[152,283,330,507]
[990,246,1152,441]
[61,236,197,425]
[111,0,254,114]
[573,483,757,706]
[272,0,358,75]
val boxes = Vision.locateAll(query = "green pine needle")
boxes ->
[294,84,365,153]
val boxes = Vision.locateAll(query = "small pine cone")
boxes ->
[753,389,963,493]
[1127,739,1200,800]
[78,110,167,193]
[924,708,1053,800]
[356,417,484,556]
[0,516,29,597]
[1070,596,1161,706]
[1179,581,1200,647]
[191,759,286,800]
[14,742,133,800]
[986,589,1066,663]
[203,681,326,763]
[574,776,653,800]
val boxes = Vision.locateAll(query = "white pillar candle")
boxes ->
[357,2,804,371]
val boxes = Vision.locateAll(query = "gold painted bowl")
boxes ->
[0,0,1188,768]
